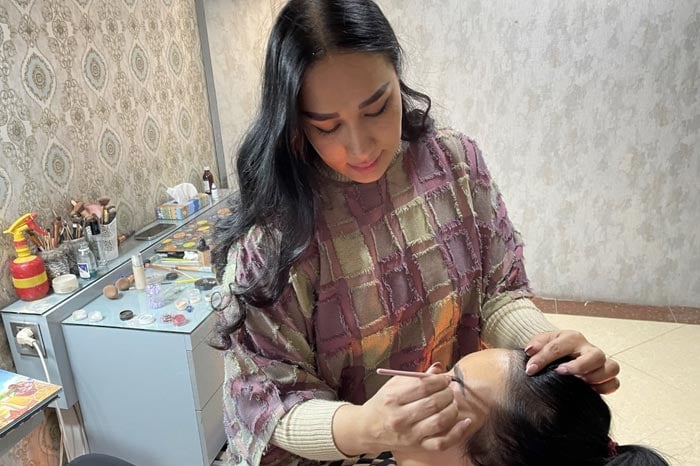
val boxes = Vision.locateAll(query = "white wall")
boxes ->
[203,0,700,307]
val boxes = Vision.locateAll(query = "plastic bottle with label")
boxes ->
[77,244,97,279]
[202,166,214,194]
[211,183,219,201]
[132,253,146,290]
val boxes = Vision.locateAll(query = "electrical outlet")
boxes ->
[9,322,46,357]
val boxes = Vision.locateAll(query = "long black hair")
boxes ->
[212,0,432,343]
[466,352,669,466]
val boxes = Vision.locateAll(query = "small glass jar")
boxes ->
[39,248,71,282]
[76,244,97,279]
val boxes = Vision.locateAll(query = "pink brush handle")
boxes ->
[376,368,430,378]
[376,368,465,387]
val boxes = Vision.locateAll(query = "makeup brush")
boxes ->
[376,368,465,387]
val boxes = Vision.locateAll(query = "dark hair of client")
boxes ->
[466,351,669,466]
[211,0,432,346]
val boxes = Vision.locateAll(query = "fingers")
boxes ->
[524,331,556,356]
[574,358,621,395]
[524,330,622,394]
[525,330,580,375]
[388,374,451,406]
[420,417,473,451]
[410,394,472,450]
[591,376,621,395]
[400,385,455,424]
[554,345,607,376]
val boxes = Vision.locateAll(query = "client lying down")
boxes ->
[392,349,668,466]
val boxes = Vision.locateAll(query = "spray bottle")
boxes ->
[3,213,50,301]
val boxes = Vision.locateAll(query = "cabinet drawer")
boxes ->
[188,329,224,410]
[197,385,225,465]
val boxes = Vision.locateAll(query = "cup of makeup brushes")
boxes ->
[100,219,119,261]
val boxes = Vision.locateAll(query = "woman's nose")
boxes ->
[344,124,374,161]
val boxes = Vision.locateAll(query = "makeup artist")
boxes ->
[211,1,620,465]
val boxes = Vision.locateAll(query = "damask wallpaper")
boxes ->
[0,0,215,463]
[204,0,699,308]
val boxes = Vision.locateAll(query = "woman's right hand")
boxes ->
[332,364,472,456]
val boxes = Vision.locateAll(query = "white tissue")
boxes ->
[166,183,198,204]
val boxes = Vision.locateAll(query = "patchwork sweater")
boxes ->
[220,128,555,465]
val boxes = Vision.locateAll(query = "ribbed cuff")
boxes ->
[270,399,354,461]
[481,297,558,349]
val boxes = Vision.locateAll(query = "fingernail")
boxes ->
[525,363,538,376]
[429,362,443,370]
[462,418,472,428]
[556,365,570,375]
[524,345,533,354]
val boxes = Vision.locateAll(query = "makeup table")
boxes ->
[0,191,232,466]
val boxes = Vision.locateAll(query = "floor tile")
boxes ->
[555,299,676,322]
[614,325,700,396]
[604,360,699,465]
[543,313,682,356]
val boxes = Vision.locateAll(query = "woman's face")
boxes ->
[395,349,512,466]
[447,349,511,443]
[299,52,403,183]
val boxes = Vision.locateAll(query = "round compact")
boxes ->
[88,311,104,322]
[137,314,155,325]
[119,310,134,321]
[53,274,79,294]
[172,314,187,326]
[194,278,218,291]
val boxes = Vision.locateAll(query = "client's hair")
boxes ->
[465,351,669,466]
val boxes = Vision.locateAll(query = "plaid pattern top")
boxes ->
[221,128,533,465]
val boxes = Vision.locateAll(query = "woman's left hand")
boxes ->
[524,330,620,394]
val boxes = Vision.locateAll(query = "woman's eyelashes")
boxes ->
[313,98,390,136]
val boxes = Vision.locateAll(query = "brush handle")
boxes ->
[376,368,430,379]
[376,368,464,387]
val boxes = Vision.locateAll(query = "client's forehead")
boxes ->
[451,349,512,406]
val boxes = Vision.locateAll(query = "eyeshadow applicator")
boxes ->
[376,368,465,387]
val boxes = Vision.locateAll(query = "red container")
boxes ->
[10,255,49,301]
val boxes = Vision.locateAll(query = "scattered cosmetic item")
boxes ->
[132,254,146,290]
[103,284,120,299]
[88,311,104,322]
[53,274,79,294]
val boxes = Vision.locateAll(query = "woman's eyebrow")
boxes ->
[454,365,467,397]
[358,82,389,109]
[302,82,390,121]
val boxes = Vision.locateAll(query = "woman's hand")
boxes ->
[524,330,621,394]
[332,363,471,457]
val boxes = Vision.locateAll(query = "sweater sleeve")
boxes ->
[481,297,557,348]
[270,399,354,461]
[221,236,340,465]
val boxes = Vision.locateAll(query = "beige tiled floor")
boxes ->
[546,313,700,466]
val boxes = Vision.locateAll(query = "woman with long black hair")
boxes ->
[212,1,620,464]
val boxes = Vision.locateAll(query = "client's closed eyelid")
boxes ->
[453,366,467,397]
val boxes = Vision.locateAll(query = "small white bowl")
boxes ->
[52,274,79,294]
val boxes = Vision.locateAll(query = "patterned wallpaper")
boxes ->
[0,0,214,463]
[204,0,699,308]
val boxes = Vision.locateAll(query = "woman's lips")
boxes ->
[349,157,379,171]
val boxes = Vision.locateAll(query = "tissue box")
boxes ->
[156,193,210,220]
